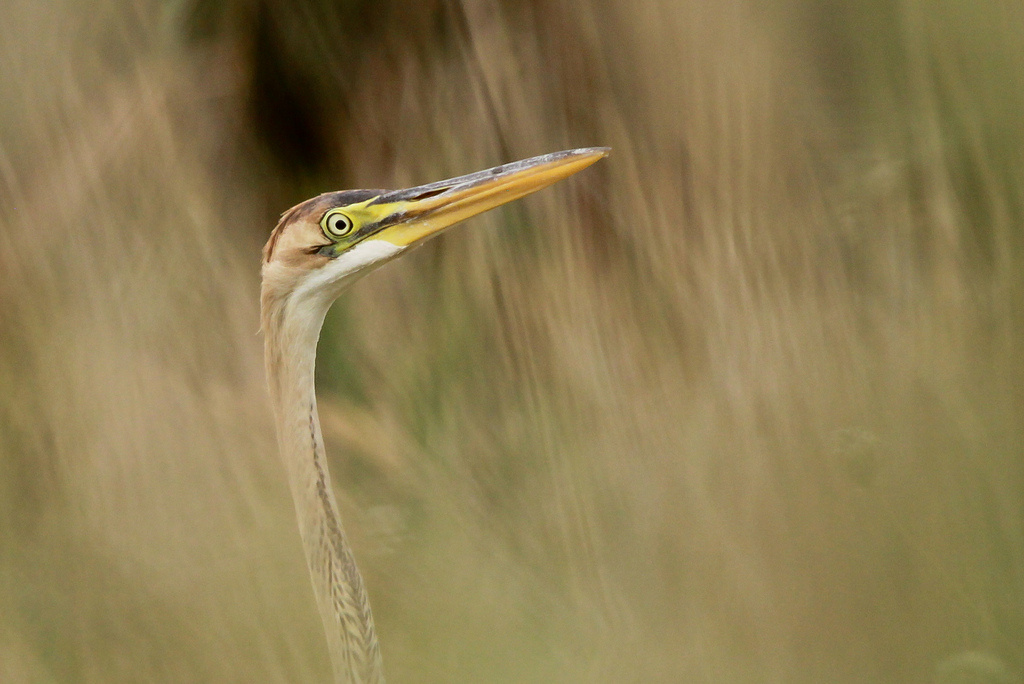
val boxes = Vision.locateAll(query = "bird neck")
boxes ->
[262,292,384,683]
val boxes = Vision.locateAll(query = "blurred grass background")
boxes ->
[1,0,1022,681]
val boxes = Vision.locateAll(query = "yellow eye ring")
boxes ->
[321,209,354,239]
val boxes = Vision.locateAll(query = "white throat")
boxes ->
[268,238,406,379]
[294,239,404,308]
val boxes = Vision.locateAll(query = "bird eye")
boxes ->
[321,209,354,239]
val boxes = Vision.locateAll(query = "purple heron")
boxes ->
[260,148,609,682]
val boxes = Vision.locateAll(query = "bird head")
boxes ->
[260,148,609,320]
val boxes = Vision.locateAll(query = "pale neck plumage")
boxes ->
[262,289,384,684]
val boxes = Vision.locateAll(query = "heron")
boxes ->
[260,147,609,683]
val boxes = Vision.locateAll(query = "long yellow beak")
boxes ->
[365,147,609,247]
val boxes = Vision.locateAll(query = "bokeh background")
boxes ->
[2,0,1023,681]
